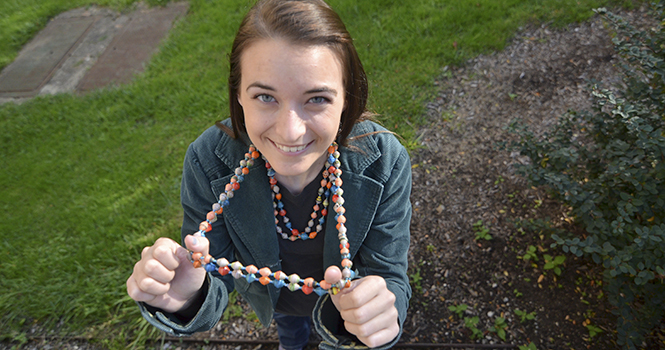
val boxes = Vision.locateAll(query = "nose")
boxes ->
[274,104,306,143]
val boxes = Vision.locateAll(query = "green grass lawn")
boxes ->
[0,0,637,347]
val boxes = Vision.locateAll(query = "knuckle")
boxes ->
[143,259,161,275]
[153,244,172,259]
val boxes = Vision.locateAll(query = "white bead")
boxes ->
[289,274,300,284]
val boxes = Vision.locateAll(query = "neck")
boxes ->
[273,154,326,196]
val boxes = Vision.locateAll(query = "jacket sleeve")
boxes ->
[314,134,413,350]
[138,141,234,336]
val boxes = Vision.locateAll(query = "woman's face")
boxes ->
[237,39,345,189]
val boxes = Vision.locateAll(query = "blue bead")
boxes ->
[246,274,256,283]
[273,280,286,289]
[319,217,325,224]
[237,175,244,183]
[328,155,335,164]
[267,169,276,176]
[205,263,216,272]
[300,233,308,240]
[223,200,230,207]
[285,222,292,229]
[314,287,327,296]
[277,201,284,209]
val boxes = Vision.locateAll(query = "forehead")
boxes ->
[240,39,345,83]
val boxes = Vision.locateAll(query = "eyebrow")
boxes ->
[246,82,338,96]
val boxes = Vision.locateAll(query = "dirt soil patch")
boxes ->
[9,6,661,350]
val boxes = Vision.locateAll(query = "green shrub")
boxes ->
[509,4,665,349]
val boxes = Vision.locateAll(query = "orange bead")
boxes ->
[225,184,233,192]
[279,209,286,216]
[193,260,201,268]
[335,178,343,187]
[232,183,240,191]
[206,211,216,221]
[245,265,258,274]
[302,285,314,295]
[204,254,212,264]
[321,208,327,216]
[303,277,315,287]
[275,193,282,200]
[270,178,277,185]
[252,151,260,159]
[328,166,335,174]
[242,167,249,175]
[345,280,351,289]
[309,232,317,239]
[328,145,335,153]
[192,252,203,261]
[219,266,230,276]
[259,267,272,277]
[340,247,349,255]
[259,276,271,285]
[310,212,317,219]
[319,280,331,290]
[215,207,224,215]
[341,259,352,268]
[274,271,285,280]
[337,215,346,224]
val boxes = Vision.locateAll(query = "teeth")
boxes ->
[276,143,307,153]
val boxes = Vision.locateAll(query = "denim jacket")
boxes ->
[138,119,412,349]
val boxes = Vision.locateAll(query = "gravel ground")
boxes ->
[4,5,660,350]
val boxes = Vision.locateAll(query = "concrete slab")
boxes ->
[77,2,189,91]
[0,17,94,97]
[0,1,189,103]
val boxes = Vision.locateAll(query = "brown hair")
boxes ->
[222,0,373,146]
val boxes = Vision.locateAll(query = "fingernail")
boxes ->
[192,237,198,246]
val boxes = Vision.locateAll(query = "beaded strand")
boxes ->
[189,143,354,295]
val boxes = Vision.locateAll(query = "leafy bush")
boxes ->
[509,4,665,349]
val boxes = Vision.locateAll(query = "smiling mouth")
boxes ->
[273,141,310,153]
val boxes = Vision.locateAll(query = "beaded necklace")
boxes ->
[266,144,336,241]
[189,143,353,296]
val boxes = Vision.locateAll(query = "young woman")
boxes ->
[126,1,412,349]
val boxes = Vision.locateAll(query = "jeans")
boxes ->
[273,312,311,350]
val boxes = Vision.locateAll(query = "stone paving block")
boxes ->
[0,17,94,97]
[77,2,189,91]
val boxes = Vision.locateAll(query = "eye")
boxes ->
[308,96,330,104]
[255,94,275,103]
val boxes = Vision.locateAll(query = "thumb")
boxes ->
[324,265,342,285]
[184,234,210,258]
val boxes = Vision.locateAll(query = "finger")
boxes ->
[324,265,342,285]
[184,234,210,257]
[338,284,396,324]
[342,302,398,337]
[141,246,150,259]
[126,275,157,303]
[142,256,176,284]
[151,240,181,271]
[352,319,400,348]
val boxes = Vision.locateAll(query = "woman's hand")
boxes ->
[126,235,208,313]
[324,266,399,348]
